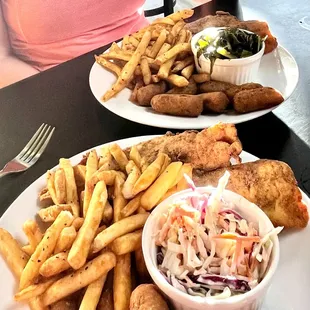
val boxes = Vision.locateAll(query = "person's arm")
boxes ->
[0,5,38,89]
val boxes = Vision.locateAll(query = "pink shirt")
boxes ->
[1,0,148,71]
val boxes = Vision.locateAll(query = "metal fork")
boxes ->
[0,124,55,178]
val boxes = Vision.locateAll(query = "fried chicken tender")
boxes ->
[193,159,309,228]
[129,123,242,171]
[130,284,169,310]
[185,11,278,54]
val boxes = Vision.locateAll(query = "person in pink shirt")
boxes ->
[0,0,148,88]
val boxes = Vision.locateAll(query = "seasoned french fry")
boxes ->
[102,200,113,224]
[39,188,53,205]
[109,144,129,171]
[38,204,72,222]
[22,245,33,256]
[135,247,150,282]
[79,275,107,310]
[176,163,193,191]
[39,252,70,278]
[167,74,189,87]
[95,56,122,76]
[157,56,176,79]
[171,19,186,37]
[73,165,86,188]
[181,64,194,80]
[129,146,142,170]
[103,31,151,101]
[185,29,192,43]
[114,253,131,310]
[122,161,141,199]
[137,206,147,214]
[101,51,132,62]
[22,220,43,254]
[120,193,142,218]
[20,211,73,290]
[60,159,79,217]
[132,153,166,196]
[140,58,152,85]
[172,56,194,73]
[72,217,84,231]
[122,35,130,50]
[42,252,116,306]
[152,17,175,26]
[96,225,107,235]
[68,181,107,270]
[176,28,187,45]
[47,171,58,204]
[110,42,121,53]
[99,146,119,170]
[110,230,142,255]
[91,170,124,187]
[15,276,58,301]
[29,297,47,310]
[113,175,127,222]
[83,150,99,217]
[168,9,194,22]
[0,228,28,279]
[149,29,167,58]
[156,43,171,59]
[158,185,178,204]
[129,36,139,47]
[192,73,211,83]
[91,213,149,253]
[54,226,76,253]
[141,162,183,210]
[158,154,171,175]
[154,43,191,65]
[54,168,66,204]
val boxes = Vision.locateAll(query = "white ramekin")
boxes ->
[191,27,265,85]
[142,187,280,310]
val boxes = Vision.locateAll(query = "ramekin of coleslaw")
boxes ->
[142,172,282,310]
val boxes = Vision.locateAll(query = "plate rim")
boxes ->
[89,44,299,129]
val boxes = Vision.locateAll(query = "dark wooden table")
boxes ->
[0,0,310,216]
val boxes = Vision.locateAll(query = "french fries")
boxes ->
[39,252,70,277]
[120,193,142,218]
[110,229,142,255]
[113,175,127,222]
[83,150,98,216]
[109,144,129,171]
[92,213,149,253]
[42,252,116,306]
[140,58,152,85]
[181,64,195,80]
[54,226,76,253]
[79,275,107,310]
[46,171,58,205]
[95,55,122,76]
[68,181,107,269]
[114,254,131,310]
[38,204,72,222]
[59,159,79,217]
[22,220,43,255]
[20,211,74,290]
[0,228,28,279]
[54,168,66,204]
[141,162,183,210]
[122,160,141,199]
[154,43,191,65]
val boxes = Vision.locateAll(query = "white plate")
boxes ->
[0,135,309,309]
[89,45,299,129]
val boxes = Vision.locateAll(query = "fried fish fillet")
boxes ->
[193,159,309,228]
[185,11,278,54]
[130,123,242,171]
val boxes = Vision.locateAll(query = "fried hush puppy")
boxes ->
[200,80,234,93]
[130,284,169,310]
[233,87,284,113]
[225,82,263,100]
[199,92,230,113]
[151,94,203,117]
[136,81,167,106]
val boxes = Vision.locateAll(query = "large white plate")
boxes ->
[0,135,309,309]
[89,45,299,129]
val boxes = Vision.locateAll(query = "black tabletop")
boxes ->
[0,0,310,216]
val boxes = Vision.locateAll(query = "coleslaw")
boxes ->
[155,172,283,299]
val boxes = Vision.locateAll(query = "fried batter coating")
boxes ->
[136,81,167,106]
[200,92,229,113]
[233,87,284,113]
[200,80,234,93]
[193,159,309,228]
[129,123,242,171]
[130,284,169,310]
[151,94,203,117]
[225,83,263,101]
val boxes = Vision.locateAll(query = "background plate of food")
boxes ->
[89,10,298,129]
[0,124,309,309]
